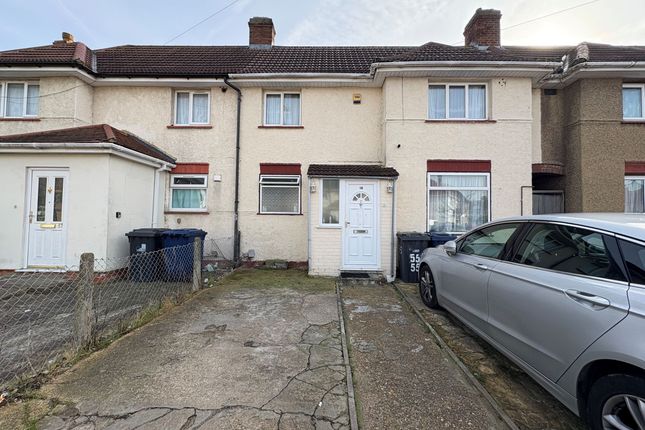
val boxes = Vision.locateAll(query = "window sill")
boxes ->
[165,210,209,214]
[622,120,645,124]
[425,119,496,124]
[167,125,213,129]
[317,224,341,229]
[257,212,303,216]
[258,125,304,129]
[0,117,40,122]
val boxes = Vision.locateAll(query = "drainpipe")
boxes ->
[520,185,534,216]
[307,177,312,273]
[224,77,242,266]
[387,179,398,283]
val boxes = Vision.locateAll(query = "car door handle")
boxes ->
[565,290,610,309]
[475,263,489,270]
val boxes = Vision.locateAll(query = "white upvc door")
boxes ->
[342,180,379,269]
[26,169,69,268]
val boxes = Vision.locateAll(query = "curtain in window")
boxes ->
[172,189,206,209]
[625,178,645,212]
[26,85,39,116]
[175,93,189,124]
[468,85,486,119]
[448,86,466,118]
[429,174,487,188]
[428,86,446,119]
[623,88,643,118]
[322,179,339,224]
[428,174,488,232]
[6,83,24,117]
[192,94,209,123]
[283,94,300,125]
[265,94,281,125]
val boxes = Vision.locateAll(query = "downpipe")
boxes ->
[387,179,397,283]
[224,77,242,267]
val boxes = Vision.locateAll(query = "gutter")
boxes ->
[224,76,243,267]
[539,61,645,86]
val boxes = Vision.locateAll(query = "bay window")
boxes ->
[625,176,645,213]
[170,174,208,211]
[1,82,39,118]
[264,92,301,126]
[321,179,340,225]
[427,172,490,233]
[623,84,645,120]
[259,175,301,214]
[174,91,210,125]
[428,83,486,120]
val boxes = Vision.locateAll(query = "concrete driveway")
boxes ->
[34,269,350,430]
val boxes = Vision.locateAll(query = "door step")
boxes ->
[339,271,385,286]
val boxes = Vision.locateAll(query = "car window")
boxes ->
[458,223,520,259]
[618,239,645,284]
[512,223,626,281]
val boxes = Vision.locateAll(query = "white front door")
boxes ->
[26,170,69,268]
[342,181,379,269]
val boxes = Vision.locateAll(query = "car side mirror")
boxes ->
[444,241,457,256]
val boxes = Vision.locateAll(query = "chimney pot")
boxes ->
[463,8,501,47]
[249,17,275,48]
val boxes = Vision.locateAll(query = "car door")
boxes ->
[438,222,522,330]
[487,222,630,382]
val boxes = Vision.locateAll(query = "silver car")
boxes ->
[418,213,645,430]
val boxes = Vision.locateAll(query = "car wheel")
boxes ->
[418,265,439,309]
[586,373,645,430]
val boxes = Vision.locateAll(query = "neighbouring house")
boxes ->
[0,124,175,269]
[0,9,643,278]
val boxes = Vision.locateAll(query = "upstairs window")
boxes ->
[170,174,208,211]
[259,175,301,214]
[1,82,39,118]
[623,84,645,120]
[428,83,486,120]
[174,91,210,125]
[264,93,301,126]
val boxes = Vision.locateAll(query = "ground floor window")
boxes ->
[259,175,301,214]
[427,172,490,233]
[321,179,340,225]
[625,176,645,212]
[170,174,207,211]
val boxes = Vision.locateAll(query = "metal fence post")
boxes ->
[192,237,202,292]
[76,252,95,349]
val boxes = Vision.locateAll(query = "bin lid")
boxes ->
[430,232,459,239]
[161,229,207,237]
[125,228,170,237]
[397,231,432,240]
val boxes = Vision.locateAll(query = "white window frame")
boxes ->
[259,174,301,214]
[169,174,208,212]
[173,90,211,125]
[622,84,645,121]
[319,178,341,227]
[2,81,40,118]
[625,175,645,213]
[263,92,302,126]
[427,172,491,234]
[427,83,488,120]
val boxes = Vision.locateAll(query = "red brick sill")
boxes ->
[0,117,40,122]
[167,125,213,129]
[622,121,645,125]
[425,119,497,124]
[258,125,304,129]
[164,211,210,215]
[256,212,303,216]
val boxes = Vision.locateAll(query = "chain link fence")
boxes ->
[0,241,206,388]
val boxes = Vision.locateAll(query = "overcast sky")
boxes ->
[1,0,644,51]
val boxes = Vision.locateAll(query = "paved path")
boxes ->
[341,284,507,430]
[35,270,350,430]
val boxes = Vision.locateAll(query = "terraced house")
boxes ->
[0,9,644,279]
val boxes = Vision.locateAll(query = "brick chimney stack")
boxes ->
[249,17,275,48]
[463,8,501,47]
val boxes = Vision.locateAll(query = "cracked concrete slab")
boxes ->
[33,269,350,430]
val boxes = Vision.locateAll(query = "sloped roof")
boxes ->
[308,164,399,177]
[0,124,175,163]
[0,42,95,72]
